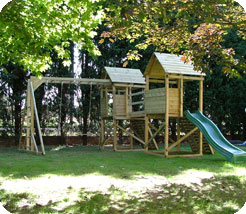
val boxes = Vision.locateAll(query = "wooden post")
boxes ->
[177,119,181,152]
[144,75,149,152]
[199,79,203,155]
[113,119,117,151]
[125,87,129,117]
[165,75,169,157]
[100,119,105,149]
[30,82,46,155]
[144,116,149,152]
[130,122,134,149]
[113,86,116,117]
[148,127,159,150]
[30,88,35,152]
[112,85,117,151]
[178,78,184,117]
[31,133,39,154]
[26,80,31,151]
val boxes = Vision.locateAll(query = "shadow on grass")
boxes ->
[0,145,244,179]
[1,176,245,214]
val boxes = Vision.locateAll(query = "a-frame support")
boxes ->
[19,80,45,155]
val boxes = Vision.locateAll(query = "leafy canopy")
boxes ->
[105,0,246,76]
[0,0,104,74]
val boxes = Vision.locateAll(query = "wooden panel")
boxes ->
[100,97,108,118]
[145,88,166,114]
[144,87,180,116]
[148,59,165,79]
[115,95,126,116]
[169,88,179,116]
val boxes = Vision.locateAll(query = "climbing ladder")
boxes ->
[179,117,213,154]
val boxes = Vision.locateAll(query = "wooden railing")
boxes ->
[128,90,145,115]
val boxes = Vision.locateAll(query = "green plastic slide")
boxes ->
[184,110,246,163]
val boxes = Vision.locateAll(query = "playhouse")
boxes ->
[19,52,213,158]
[100,53,213,157]
[143,53,213,157]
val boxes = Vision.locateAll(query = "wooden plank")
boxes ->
[177,119,181,152]
[128,91,144,97]
[30,76,111,86]
[148,127,159,150]
[116,124,145,145]
[145,151,165,157]
[31,133,39,154]
[113,119,117,151]
[199,79,203,155]
[130,125,134,149]
[114,83,146,88]
[168,74,204,80]
[165,76,169,157]
[167,154,202,158]
[167,127,198,151]
[130,111,145,115]
[149,123,165,137]
[30,82,45,155]
[129,101,144,106]
[26,81,31,150]
[31,88,34,152]
[100,119,105,149]
[125,87,129,116]
[179,79,183,117]
[146,122,165,146]
[113,86,116,117]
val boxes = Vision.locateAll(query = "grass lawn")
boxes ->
[0,145,246,214]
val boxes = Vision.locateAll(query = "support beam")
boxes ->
[167,127,198,151]
[148,127,159,150]
[199,79,203,155]
[165,75,169,157]
[30,82,45,155]
[146,122,166,147]
[26,81,31,150]
[100,119,105,149]
[31,133,39,154]
[113,119,117,151]
[145,116,149,152]
[116,124,145,145]
[178,78,183,117]
[177,119,181,152]
[30,76,111,86]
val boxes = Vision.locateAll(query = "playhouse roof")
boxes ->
[144,52,205,78]
[104,67,145,84]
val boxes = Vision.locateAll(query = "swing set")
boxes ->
[19,76,111,155]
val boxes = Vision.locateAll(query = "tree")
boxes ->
[0,0,103,74]
[0,63,29,144]
[105,0,246,76]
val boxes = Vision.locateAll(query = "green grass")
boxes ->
[0,145,246,213]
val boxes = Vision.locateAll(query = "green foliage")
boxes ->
[106,0,246,76]
[184,29,246,139]
[0,0,104,74]
[0,63,28,142]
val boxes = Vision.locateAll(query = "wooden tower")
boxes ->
[143,52,212,157]
[100,67,149,151]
